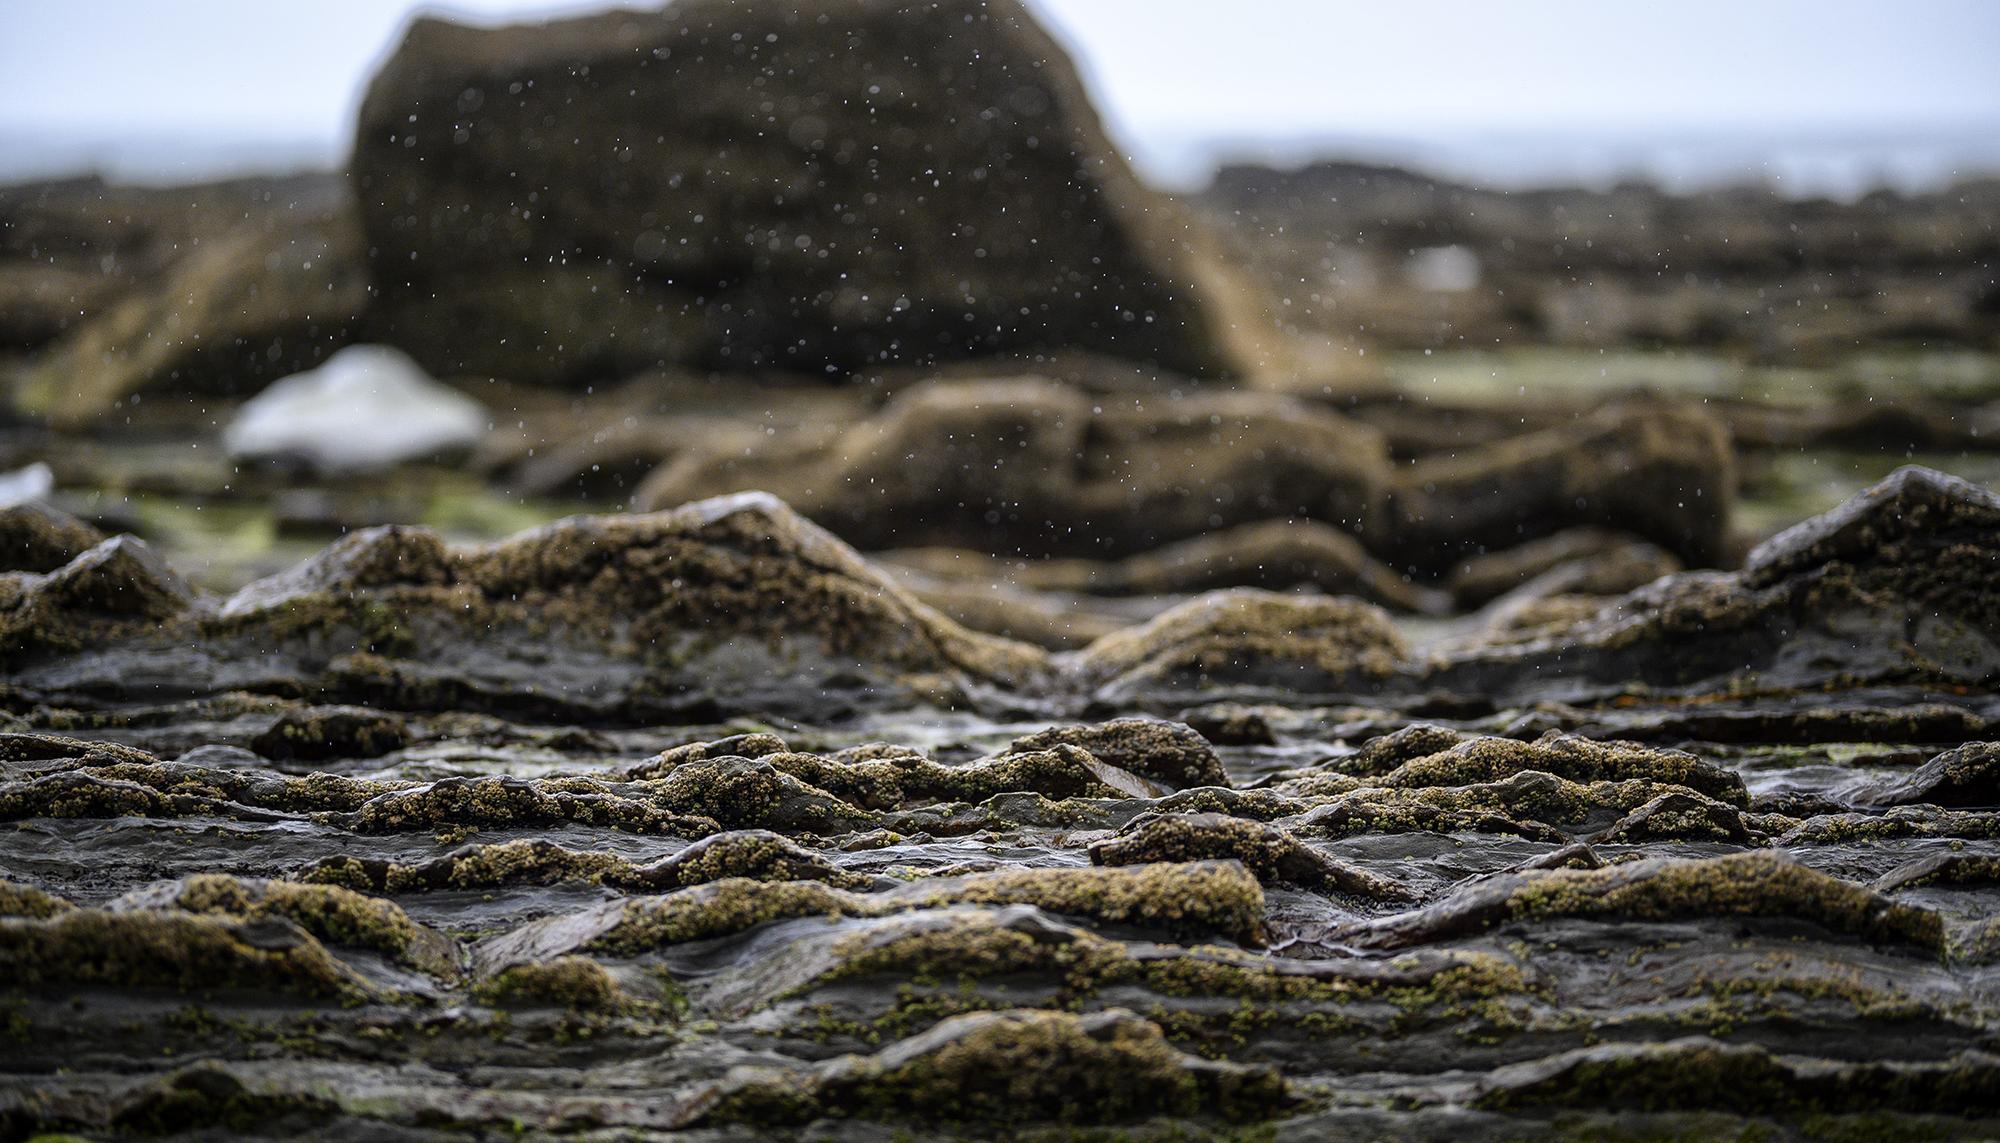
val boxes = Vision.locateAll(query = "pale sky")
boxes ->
[3,0,1997,187]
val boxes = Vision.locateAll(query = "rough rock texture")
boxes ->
[350,0,1274,385]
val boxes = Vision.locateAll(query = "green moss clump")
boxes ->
[1089,813,1415,900]
[592,862,1268,954]
[933,863,1267,946]
[175,875,414,957]
[641,757,874,834]
[593,880,854,953]
[1378,734,1746,804]
[1073,589,1408,693]
[1003,719,1230,790]
[656,830,873,890]
[347,774,716,835]
[0,881,72,919]
[1506,852,1945,954]
[473,956,631,1013]
[704,1009,1293,1126]
[0,910,373,1000]
[171,875,460,980]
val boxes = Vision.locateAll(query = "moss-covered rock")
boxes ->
[1370,733,1747,804]
[0,909,380,1000]
[9,492,1050,722]
[471,956,633,1013]
[249,706,408,762]
[1072,589,1408,704]
[352,0,1273,386]
[1340,851,1946,955]
[1001,718,1229,791]
[492,861,1268,961]
[1854,741,2000,808]
[639,381,1387,557]
[147,874,458,978]
[696,1008,1294,1126]
[1388,402,1735,573]
[1090,812,1415,900]
[1429,465,2000,703]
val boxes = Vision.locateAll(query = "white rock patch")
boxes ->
[223,345,488,474]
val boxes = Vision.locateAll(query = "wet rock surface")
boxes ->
[3,466,1998,1141]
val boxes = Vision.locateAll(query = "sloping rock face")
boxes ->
[350,0,1266,385]
[1432,465,2000,703]
[4,176,366,426]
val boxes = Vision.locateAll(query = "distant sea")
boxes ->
[5,123,1999,199]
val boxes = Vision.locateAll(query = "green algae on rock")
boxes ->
[0,910,386,1001]
[301,832,872,895]
[1090,812,1417,900]
[486,861,1269,965]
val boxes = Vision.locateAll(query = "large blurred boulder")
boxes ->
[350,0,1271,386]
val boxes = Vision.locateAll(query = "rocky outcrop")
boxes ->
[636,379,1390,556]
[350,0,1274,386]
[1431,466,2000,702]
[3,492,1045,721]
[1387,403,1736,573]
